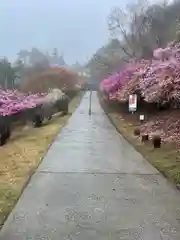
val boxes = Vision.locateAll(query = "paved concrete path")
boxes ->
[1,92,180,240]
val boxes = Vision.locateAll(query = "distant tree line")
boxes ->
[0,47,66,89]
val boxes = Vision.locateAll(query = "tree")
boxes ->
[0,58,16,89]
[107,0,151,58]
[29,48,49,67]
[58,54,66,66]
[87,41,124,83]
[107,0,180,59]
[18,50,29,65]
[18,48,50,68]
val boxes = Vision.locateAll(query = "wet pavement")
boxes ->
[1,91,180,239]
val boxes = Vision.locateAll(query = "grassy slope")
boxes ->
[0,93,83,227]
[99,97,180,187]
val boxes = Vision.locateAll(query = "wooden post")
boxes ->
[89,90,92,115]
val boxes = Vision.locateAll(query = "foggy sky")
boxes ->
[0,0,160,64]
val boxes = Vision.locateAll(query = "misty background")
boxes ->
[0,0,176,90]
[0,0,133,64]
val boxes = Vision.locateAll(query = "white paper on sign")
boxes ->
[129,94,137,112]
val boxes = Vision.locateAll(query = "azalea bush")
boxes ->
[0,67,79,118]
[0,89,44,116]
[0,87,70,117]
[140,112,180,144]
[100,41,180,144]
[100,42,180,107]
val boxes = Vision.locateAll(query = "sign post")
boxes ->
[129,94,137,113]
[89,90,92,115]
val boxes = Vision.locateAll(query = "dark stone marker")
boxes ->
[152,135,161,148]
[141,134,149,142]
[134,128,140,136]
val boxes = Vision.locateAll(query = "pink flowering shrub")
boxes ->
[100,42,180,107]
[0,89,44,116]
